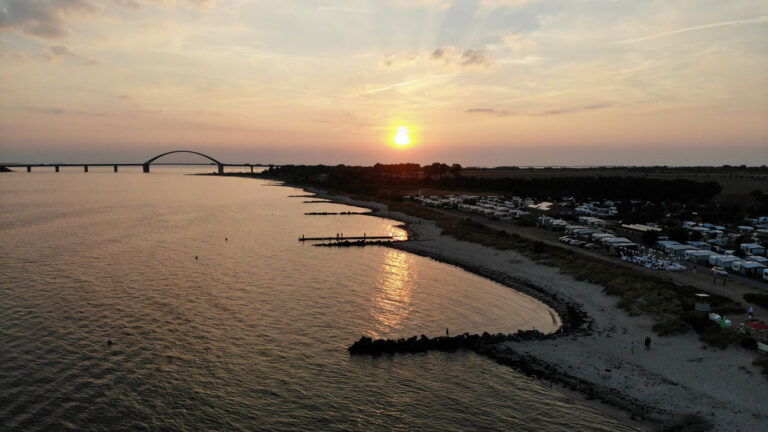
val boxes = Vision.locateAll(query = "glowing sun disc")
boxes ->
[394,126,411,146]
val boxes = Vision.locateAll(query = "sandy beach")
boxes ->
[305,186,768,432]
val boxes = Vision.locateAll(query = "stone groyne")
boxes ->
[348,331,671,426]
[348,329,551,355]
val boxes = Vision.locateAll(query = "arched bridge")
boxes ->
[143,150,223,173]
[2,150,270,173]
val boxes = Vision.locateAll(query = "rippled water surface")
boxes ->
[0,168,631,431]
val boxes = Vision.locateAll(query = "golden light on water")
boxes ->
[393,126,411,146]
[371,250,415,337]
[389,225,408,241]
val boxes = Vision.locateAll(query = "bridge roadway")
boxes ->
[0,163,264,174]
[0,150,270,174]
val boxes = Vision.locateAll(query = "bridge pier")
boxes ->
[55,166,60,172]
[113,164,118,173]
[250,165,254,174]
[143,164,150,173]
[26,166,31,172]
[84,165,88,172]
[217,164,224,175]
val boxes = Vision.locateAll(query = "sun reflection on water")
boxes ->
[371,249,416,337]
[388,225,408,241]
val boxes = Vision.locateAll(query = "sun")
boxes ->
[393,126,411,146]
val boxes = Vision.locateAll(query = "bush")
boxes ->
[754,355,768,379]
[744,293,768,309]
[698,326,741,350]
[641,230,659,245]
[661,414,711,432]
[653,317,691,336]
[740,336,758,350]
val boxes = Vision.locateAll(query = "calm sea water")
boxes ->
[0,167,632,431]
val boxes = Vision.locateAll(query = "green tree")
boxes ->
[668,227,689,243]
[641,230,660,245]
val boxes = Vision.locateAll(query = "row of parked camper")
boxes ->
[558,236,601,249]
[554,222,641,254]
[409,195,534,220]
[656,240,768,280]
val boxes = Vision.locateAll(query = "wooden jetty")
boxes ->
[299,235,393,242]
[304,211,371,216]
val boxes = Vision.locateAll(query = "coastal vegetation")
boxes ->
[754,355,768,379]
[261,164,724,203]
[743,292,768,309]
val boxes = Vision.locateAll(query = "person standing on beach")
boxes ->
[749,305,754,319]
[645,336,651,351]
[631,342,635,354]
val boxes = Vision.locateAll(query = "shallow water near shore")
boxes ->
[0,167,632,431]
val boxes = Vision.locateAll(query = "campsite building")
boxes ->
[732,260,767,276]
[667,243,698,258]
[740,243,765,256]
[712,255,740,270]
[685,250,718,265]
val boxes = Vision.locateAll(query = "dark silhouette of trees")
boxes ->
[641,230,660,246]
[261,164,724,204]
[423,162,450,179]
[667,227,689,243]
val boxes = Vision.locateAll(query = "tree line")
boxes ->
[260,163,723,204]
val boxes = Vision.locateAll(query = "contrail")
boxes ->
[360,74,453,95]
[616,16,768,44]
[361,80,421,94]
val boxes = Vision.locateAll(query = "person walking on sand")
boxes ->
[645,336,651,351]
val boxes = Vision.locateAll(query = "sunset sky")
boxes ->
[1,0,766,166]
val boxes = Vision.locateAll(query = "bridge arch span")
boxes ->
[143,150,223,173]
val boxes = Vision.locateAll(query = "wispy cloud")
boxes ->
[48,44,99,65]
[0,0,214,41]
[430,47,447,60]
[184,0,217,13]
[538,103,614,116]
[459,49,491,67]
[0,0,98,39]
[466,108,511,117]
[20,106,106,116]
[466,103,614,117]
[431,46,493,68]
[49,44,74,56]
[110,0,141,10]
[384,46,494,69]
[617,16,768,44]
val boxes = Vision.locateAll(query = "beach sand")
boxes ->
[305,186,768,432]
